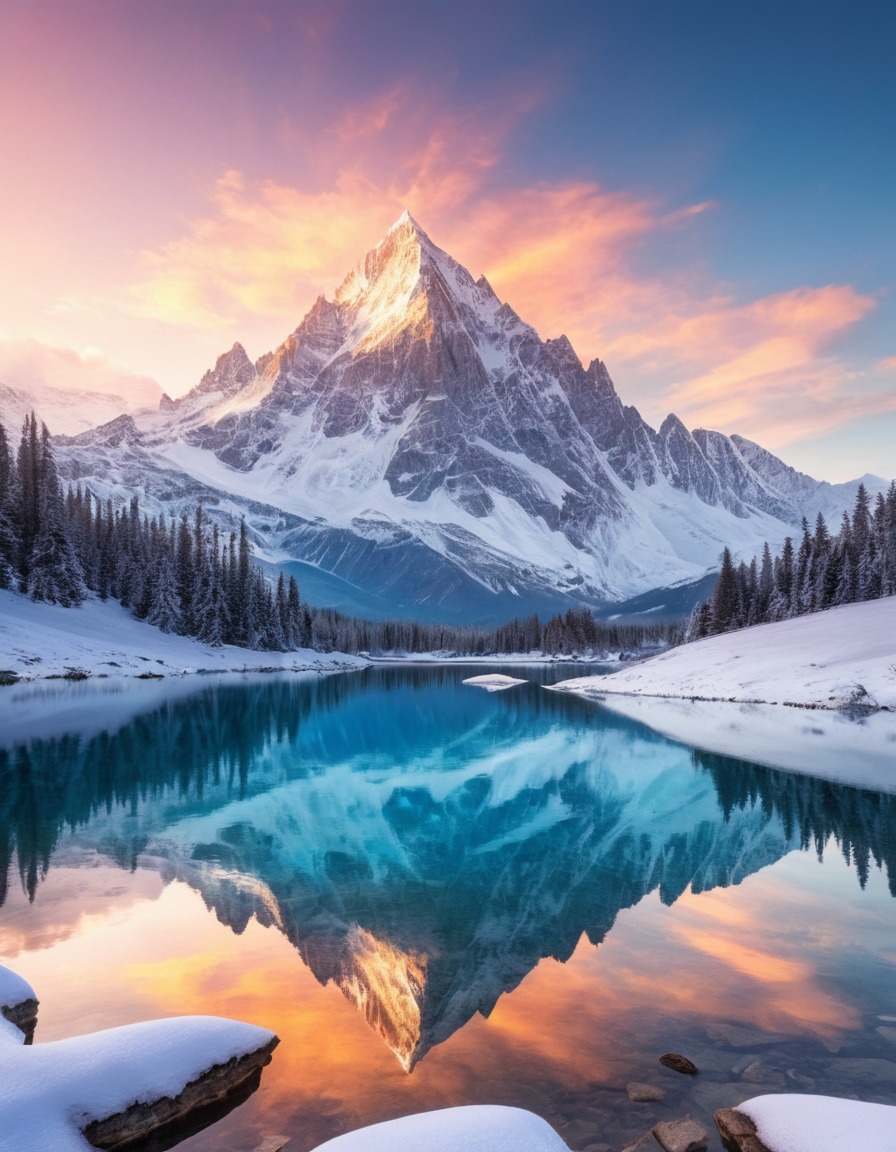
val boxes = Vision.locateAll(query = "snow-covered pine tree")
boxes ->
[27,423,86,606]
[146,535,182,634]
[0,421,18,588]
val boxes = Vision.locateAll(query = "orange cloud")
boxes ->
[125,82,880,446]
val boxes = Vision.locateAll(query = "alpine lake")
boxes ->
[1,664,895,1152]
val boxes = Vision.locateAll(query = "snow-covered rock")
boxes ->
[0,963,277,1152]
[0,967,35,1015]
[308,1105,570,1152]
[7,213,884,623]
[740,1093,896,1152]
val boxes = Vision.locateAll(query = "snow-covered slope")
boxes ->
[0,379,160,437]
[551,598,896,790]
[553,597,896,711]
[0,589,366,684]
[5,214,888,621]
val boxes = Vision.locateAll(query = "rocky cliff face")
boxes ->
[23,212,887,619]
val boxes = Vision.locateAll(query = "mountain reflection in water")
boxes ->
[1,668,894,1071]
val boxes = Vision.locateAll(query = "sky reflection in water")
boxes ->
[0,666,894,1151]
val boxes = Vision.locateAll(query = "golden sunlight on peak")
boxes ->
[335,924,428,1072]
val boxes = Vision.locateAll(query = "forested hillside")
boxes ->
[690,481,896,640]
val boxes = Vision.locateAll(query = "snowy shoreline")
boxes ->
[0,589,368,685]
[550,598,896,792]
[551,597,896,714]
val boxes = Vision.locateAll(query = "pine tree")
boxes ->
[0,422,17,588]
[710,547,738,633]
[27,422,86,605]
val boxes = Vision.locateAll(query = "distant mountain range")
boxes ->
[1,213,886,622]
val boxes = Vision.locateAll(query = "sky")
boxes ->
[0,0,893,481]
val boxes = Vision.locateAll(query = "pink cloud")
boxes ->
[124,83,881,447]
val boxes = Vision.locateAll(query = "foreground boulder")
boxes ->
[0,963,278,1152]
[309,1105,572,1151]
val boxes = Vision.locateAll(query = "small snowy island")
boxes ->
[551,597,896,792]
[462,673,528,692]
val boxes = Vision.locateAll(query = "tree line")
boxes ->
[688,480,896,640]
[0,413,681,657]
[308,604,682,658]
[0,413,312,650]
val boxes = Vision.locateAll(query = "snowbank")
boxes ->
[462,674,528,692]
[0,967,35,1013]
[552,597,896,712]
[0,964,276,1152]
[0,589,367,682]
[309,1105,570,1152]
[741,1094,896,1152]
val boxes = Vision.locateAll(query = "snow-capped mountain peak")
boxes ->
[13,215,889,622]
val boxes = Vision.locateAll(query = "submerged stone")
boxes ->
[652,1116,709,1152]
[659,1052,699,1075]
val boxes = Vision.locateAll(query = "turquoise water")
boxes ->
[1,666,895,1151]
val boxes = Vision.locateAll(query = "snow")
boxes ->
[0,961,275,1152]
[308,1105,570,1152]
[0,966,35,1012]
[741,1094,896,1152]
[462,673,528,691]
[553,598,896,710]
[550,598,896,791]
[0,589,366,684]
[0,377,161,438]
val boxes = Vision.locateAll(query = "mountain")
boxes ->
[0,380,159,439]
[4,213,888,622]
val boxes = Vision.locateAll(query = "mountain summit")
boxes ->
[50,215,885,622]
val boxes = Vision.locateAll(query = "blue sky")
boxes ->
[0,0,893,479]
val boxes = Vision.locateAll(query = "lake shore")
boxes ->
[550,596,896,713]
[0,589,368,684]
[549,597,896,792]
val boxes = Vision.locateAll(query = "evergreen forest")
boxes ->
[690,481,896,640]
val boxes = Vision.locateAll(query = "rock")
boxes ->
[1,997,39,1045]
[706,1024,787,1050]
[739,1060,787,1087]
[580,1144,611,1152]
[622,1133,661,1152]
[714,1107,774,1152]
[84,1036,279,1150]
[689,1081,752,1116]
[253,1139,291,1152]
[652,1116,709,1152]
[785,1068,815,1090]
[627,1082,666,1102]
[824,1057,896,1086]
[659,1053,698,1075]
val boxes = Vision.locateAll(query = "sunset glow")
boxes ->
[1,0,892,479]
